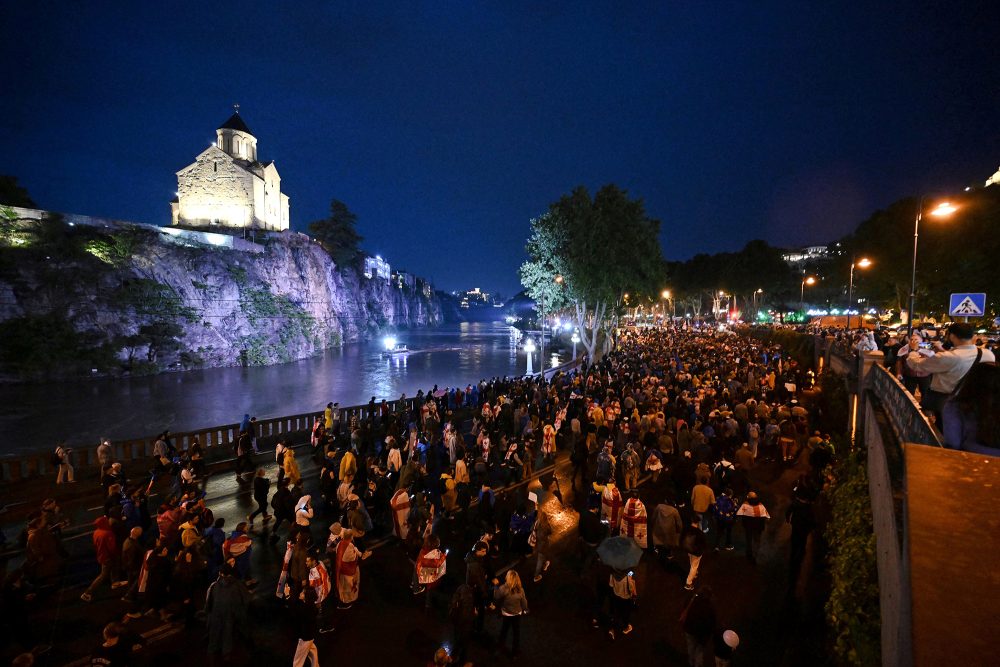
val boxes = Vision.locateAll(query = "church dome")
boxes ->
[218,112,254,136]
[216,110,257,161]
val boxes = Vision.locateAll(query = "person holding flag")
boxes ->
[620,491,648,549]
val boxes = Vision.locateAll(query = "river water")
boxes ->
[0,323,568,455]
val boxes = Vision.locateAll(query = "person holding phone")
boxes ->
[907,323,996,425]
[895,333,934,397]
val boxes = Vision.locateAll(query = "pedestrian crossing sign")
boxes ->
[949,293,986,317]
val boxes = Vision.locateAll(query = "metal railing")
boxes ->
[866,364,941,448]
[0,399,416,482]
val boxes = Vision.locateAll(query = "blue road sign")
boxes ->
[949,293,986,317]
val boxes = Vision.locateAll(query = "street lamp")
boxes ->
[800,276,816,309]
[524,338,536,375]
[846,258,872,332]
[662,289,675,322]
[571,330,580,359]
[538,274,563,378]
[907,199,958,337]
[753,288,763,320]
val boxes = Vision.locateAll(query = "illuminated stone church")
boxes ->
[171,110,290,231]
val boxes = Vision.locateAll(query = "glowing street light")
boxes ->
[539,274,564,378]
[752,288,764,318]
[908,199,958,336]
[846,258,872,331]
[571,330,580,359]
[800,276,816,309]
[524,338,536,375]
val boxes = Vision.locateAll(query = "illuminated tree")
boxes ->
[520,184,663,358]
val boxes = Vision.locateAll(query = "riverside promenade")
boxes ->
[0,342,831,666]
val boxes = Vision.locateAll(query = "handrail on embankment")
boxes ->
[1,357,586,482]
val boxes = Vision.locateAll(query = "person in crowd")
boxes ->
[80,516,127,602]
[531,506,552,583]
[88,621,144,666]
[607,568,637,640]
[334,529,366,612]
[204,564,250,664]
[651,497,683,565]
[737,491,770,564]
[284,447,302,486]
[493,570,529,658]
[54,443,74,484]
[681,516,707,590]
[620,491,648,549]
[681,586,716,667]
[247,468,272,526]
[907,322,996,424]
[895,333,934,397]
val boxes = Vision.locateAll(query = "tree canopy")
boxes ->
[520,184,664,356]
[308,199,364,269]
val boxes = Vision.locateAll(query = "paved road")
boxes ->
[2,446,830,667]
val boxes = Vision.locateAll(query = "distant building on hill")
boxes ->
[986,165,1000,188]
[171,109,290,232]
[781,245,831,263]
[364,255,391,282]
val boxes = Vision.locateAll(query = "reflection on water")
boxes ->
[0,323,530,454]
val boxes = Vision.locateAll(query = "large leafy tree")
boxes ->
[309,199,364,268]
[520,184,664,358]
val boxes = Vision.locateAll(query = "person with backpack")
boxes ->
[713,489,737,551]
[607,569,638,640]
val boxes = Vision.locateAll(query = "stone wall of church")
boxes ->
[176,147,255,228]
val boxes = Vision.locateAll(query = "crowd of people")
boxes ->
[838,322,998,451]
[3,325,850,666]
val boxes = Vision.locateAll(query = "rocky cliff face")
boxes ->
[0,211,441,379]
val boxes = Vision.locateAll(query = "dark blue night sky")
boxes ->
[2,2,998,296]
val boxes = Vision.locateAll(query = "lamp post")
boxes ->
[538,274,563,378]
[846,258,872,332]
[662,289,674,324]
[753,288,763,320]
[571,331,580,359]
[524,338,536,375]
[800,276,816,310]
[907,199,958,337]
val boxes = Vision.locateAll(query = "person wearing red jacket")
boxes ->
[81,516,127,601]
